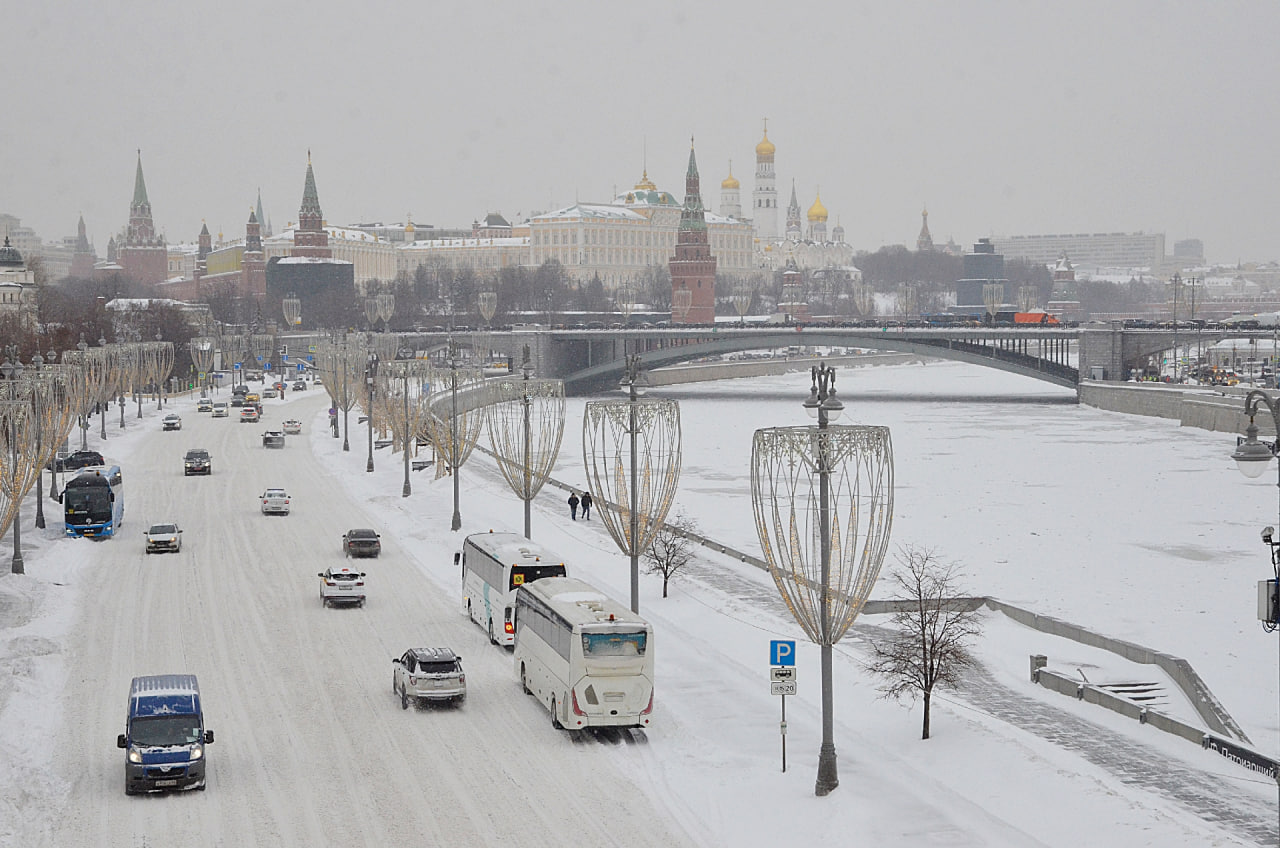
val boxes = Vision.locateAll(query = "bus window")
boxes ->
[582,631,647,657]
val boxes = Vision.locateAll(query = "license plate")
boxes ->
[339,585,352,591]
[155,779,178,787]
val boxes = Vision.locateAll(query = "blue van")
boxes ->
[116,675,214,794]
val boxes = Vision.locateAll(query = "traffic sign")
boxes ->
[770,667,795,682]
[771,681,796,696]
[233,363,241,370]
[308,345,317,354]
[770,640,796,667]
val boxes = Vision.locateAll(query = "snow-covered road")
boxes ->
[37,391,696,847]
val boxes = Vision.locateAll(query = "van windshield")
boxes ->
[131,715,203,747]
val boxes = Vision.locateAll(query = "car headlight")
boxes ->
[128,748,142,763]
[190,745,203,761]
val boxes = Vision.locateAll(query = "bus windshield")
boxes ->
[64,489,111,524]
[581,631,647,657]
[510,563,567,592]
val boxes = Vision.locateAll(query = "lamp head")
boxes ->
[1264,526,1275,545]
[1233,421,1275,478]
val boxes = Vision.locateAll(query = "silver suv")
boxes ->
[392,648,465,708]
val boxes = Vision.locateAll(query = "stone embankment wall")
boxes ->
[1078,381,1265,437]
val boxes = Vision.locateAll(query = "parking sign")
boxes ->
[770,640,796,667]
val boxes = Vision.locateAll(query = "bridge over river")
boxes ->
[394,323,1277,396]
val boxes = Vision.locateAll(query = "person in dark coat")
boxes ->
[580,491,593,520]
[568,491,580,520]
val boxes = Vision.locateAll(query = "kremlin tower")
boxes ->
[69,215,97,278]
[292,154,331,259]
[785,181,802,241]
[117,151,168,285]
[752,120,778,241]
[669,140,717,325]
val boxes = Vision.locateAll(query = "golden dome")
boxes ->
[721,161,740,190]
[634,168,657,191]
[755,128,775,157]
[807,190,828,222]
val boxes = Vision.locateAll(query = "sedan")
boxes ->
[162,413,182,431]
[292,380,306,391]
[262,430,285,449]
[343,528,381,558]
[144,523,182,554]
[260,488,290,515]
[282,419,302,435]
[196,398,213,412]
[239,407,260,423]
[318,566,367,607]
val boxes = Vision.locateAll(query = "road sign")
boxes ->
[770,667,795,682]
[770,640,796,667]
[308,345,317,354]
[197,371,206,380]
[233,363,241,370]
[771,681,796,696]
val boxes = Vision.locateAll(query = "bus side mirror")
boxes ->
[204,730,214,744]
[117,734,127,748]
[109,493,115,502]
[453,552,460,565]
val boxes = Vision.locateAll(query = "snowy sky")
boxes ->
[5,1,1279,265]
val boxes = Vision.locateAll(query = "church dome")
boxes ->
[634,169,657,191]
[0,237,24,268]
[807,192,828,222]
[721,170,740,190]
[755,130,775,157]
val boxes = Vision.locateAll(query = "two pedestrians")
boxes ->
[568,491,580,520]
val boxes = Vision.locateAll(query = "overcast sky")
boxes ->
[6,1,1278,266]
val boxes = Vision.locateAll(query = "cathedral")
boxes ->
[723,121,855,273]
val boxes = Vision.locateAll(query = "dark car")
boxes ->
[57,450,105,472]
[183,448,212,476]
[343,528,382,558]
[292,380,306,391]
[262,431,285,449]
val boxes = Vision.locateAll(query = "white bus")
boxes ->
[458,531,567,646]
[513,576,654,732]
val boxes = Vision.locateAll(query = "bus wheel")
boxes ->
[520,665,530,695]
[487,619,497,645]
[550,696,563,730]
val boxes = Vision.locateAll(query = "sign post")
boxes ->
[770,640,797,772]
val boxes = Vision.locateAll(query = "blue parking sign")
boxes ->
[770,640,796,667]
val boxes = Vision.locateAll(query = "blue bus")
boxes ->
[63,465,124,538]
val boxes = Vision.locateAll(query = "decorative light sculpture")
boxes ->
[487,347,565,538]
[751,365,894,796]
[379,358,431,497]
[427,349,484,527]
[582,354,682,613]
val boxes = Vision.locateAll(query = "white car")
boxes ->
[392,648,466,708]
[196,398,213,413]
[162,414,182,431]
[144,523,182,554]
[260,488,291,515]
[211,402,229,418]
[282,419,302,435]
[318,566,367,607]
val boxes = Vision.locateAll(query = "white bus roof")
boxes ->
[518,576,648,629]
[466,531,566,568]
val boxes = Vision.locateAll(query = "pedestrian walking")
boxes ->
[568,491,580,521]
[580,491,593,520]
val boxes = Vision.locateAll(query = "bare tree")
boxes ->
[644,510,699,598]
[863,546,983,740]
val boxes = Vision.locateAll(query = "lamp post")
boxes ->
[751,365,894,797]
[0,353,26,575]
[98,336,108,440]
[404,362,413,499]
[30,353,46,530]
[622,355,647,610]
[804,365,844,795]
[449,346,461,522]
[366,352,378,473]
[1230,389,1280,843]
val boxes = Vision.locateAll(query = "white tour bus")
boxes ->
[513,576,654,731]
[458,531,567,646]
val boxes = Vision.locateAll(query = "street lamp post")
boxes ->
[1,353,26,575]
[450,348,461,523]
[366,352,378,473]
[623,356,646,611]
[30,353,46,530]
[404,363,413,499]
[98,337,108,440]
[804,365,844,795]
[1231,389,1280,844]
